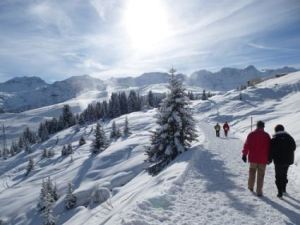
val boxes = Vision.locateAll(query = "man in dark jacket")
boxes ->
[269,124,296,198]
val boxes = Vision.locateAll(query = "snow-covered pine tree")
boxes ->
[92,123,108,154]
[110,121,121,140]
[61,145,67,156]
[52,183,59,201]
[146,68,198,175]
[79,136,86,146]
[119,92,128,115]
[38,123,49,142]
[201,90,207,100]
[123,117,130,137]
[108,93,121,118]
[23,127,37,144]
[62,104,75,128]
[42,148,48,158]
[18,136,24,149]
[26,157,34,175]
[24,139,32,154]
[147,90,155,108]
[66,144,73,155]
[10,141,20,155]
[37,179,48,211]
[65,182,77,209]
[46,177,58,201]
[128,90,141,112]
[42,193,56,225]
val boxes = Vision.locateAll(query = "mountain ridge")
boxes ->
[0,66,297,112]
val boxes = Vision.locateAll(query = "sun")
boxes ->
[123,0,170,52]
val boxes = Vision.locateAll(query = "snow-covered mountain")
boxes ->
[188,65,298,91]
[0,66,297,113]
[0,75,106,112]
[0,76,48,93]
[0,70,299,225]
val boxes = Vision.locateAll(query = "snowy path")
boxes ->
[122,120,300,225]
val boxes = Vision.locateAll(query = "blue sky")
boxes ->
[0,0,299,82]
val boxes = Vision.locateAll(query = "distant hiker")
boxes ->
[223,122,230,137]
[214,123,221,137]
[269,125,296,198]
[242,121,271,197]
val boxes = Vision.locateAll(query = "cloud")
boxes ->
[247,43,293,51]
[0,0,299,82]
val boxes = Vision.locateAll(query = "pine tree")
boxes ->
[26,157,34,175]
[108,93,121,118]
[10,141,20,155]
[93,123,108,154]
[24,139,32,154]
[43,193,56,225]
[37,179,48,211]
[61,145,67,156]
[119,92,128,115]
[42,148,48,158]
[38,123,49,142]
[201,90,207,100]
[18,137,24,149]
[23,127,37,144]
[146,68,198,175]
[65,182,77,209]
[128,90,141,112]
[110,121,121,140]
[147,90,155,108]
[62,104,75,128]
[79,136,86,146]
[67,144,73,155]
[123,117,130,137]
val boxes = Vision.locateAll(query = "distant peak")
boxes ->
[5,76,47,84]
[245,65,257,70]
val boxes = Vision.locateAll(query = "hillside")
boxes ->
[0,71,299,225]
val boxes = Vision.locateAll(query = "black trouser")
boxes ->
[275,164,289,194]
[216,130,220,137]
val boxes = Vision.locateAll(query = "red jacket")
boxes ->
[223,123,229,131]
[242,128,271,164]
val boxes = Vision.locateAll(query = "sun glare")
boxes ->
[123,0,170,52]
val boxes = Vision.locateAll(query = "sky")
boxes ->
[0,0,300,82]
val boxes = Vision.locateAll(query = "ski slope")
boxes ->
[0,71,299,225]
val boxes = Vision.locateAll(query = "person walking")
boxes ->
[223,121,230,137]
[242,121,271,197]
[269,124,296,198]
[214,123,221,137]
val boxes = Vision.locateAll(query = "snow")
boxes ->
[0,71,300,224]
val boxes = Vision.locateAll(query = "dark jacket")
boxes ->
[269,131,296,165]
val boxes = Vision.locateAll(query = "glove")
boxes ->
[242,155,247,163]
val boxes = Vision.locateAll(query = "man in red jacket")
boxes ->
[223,122,230,137]
[242,120,271,196]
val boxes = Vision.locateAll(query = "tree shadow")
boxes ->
[72,154,94,189]
[191,148,256,215]
[261,197,300,224]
